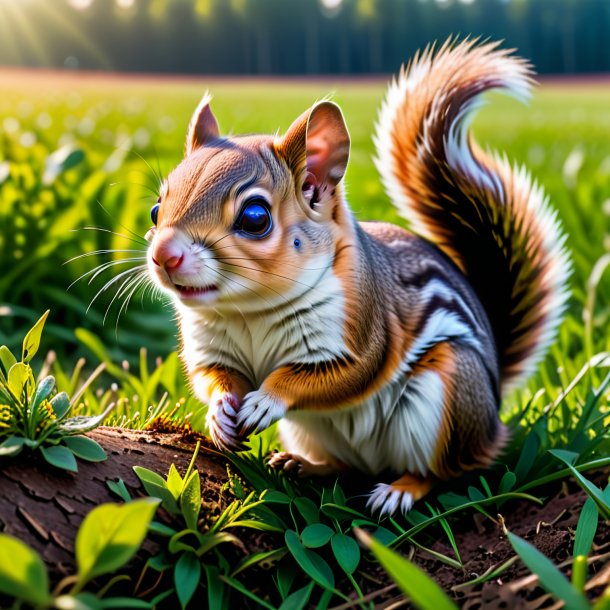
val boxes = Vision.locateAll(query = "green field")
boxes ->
[1,71,610,608]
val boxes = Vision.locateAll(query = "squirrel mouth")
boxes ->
[174,283,218,299]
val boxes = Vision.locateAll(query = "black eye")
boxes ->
[235,199,272,238]
[150,203,160,225]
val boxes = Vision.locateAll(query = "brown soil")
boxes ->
[0,428,608,608]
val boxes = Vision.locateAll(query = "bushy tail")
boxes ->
[374,38,571,393]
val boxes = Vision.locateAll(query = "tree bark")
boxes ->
[0,427,229,580]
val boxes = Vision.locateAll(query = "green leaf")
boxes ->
[31,375,56,410]
[0,345,17,376]
[43,145,85,185]
[514,427,541,482]
[320,502,367,521]
[133,465,167,488]
[180,470,201,531]
[279,581,315,610]
[167,463,184,499]
[331,533,360,574]
[231,547,287,577]
[64,436,107,462]
[22,310,49,363]
[54,593,102,609]
[507,531,589,610]
[98,598,153,608]
[498,471,517,494]
[168,529,203,554]
[299,523,333,549]
[50,392,71,420]
[262,490,291,504]
[8,362,31,400]
[75,498,160,585]
[550,450,610,519]
[58,402,115,435]
[106,479,132,503]
[573,497,599,557]
[355,528,458,610]
[285,530,334,590]
[0,534,52,606]
[0,436,26,457]
[293,497,320,524]
[148,521,177,537]
[174,552,201,610]
[40,444,78,472]
[205,565,227,610]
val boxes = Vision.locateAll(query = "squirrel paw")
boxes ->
[267,451,307,476]
[366,483,414,517]
[237,390,287,437]
[206,392,246,451]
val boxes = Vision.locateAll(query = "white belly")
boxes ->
[279,370,445,477]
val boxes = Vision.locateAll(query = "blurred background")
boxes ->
[0,0,609,380]
[1,0,610,75]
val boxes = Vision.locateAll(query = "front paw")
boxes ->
[207,392,245,451]
[236,390,287,438]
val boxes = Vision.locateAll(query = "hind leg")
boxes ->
[367,472,434,516]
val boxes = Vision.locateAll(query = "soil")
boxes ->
[0,427,608,608]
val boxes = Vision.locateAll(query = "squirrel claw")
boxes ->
[236,390,287,437]
[367,483,414,517]
[207,392,245,451]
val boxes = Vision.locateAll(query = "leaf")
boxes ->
[41,444,78,472]
[573,497,599,557]
[43,145,85,185]
[205,565,227,610]
[293,496,320,524]
[133,465,167,488]
[133,465,179,514]
[22,310,49,363]
[64,436,107,462]
[331,533,360,574]
[320,502,366,521]
[180,470,201,531]
[50,392,71,420]
[507,531,590,610]
[231,547,287,577]
[174,552,201,610]
[75,498,160,585]
[148,521,177,537]
[31,375,56,411]
[550,450,610,519]
[106,479,132,503]
[300,523,334,548]
[0,345,18,377]
[167,463,184,499]
[0,534,52,606]
[8,362,31,400]
[355,528,458,610]
[54,593,102,609]
[0,436,26,457]
[514,427,541,482]
[59,402,116,435]
[285,530,334,590]
[99,598,153,608]
[279,581,315,610]
[499,471,517,494]
[262,490,291,504]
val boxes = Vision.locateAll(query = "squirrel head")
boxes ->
[147,93,351,312]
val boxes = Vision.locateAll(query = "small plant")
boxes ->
[0,498,160,609]
[0,310,112,471]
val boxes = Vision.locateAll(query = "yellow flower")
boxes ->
[41,399,56,420]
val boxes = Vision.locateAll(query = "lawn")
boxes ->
[0,70,609,609]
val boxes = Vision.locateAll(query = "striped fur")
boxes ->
[145,42,571,516]
[374,38,572,392]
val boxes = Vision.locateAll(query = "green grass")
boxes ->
[0,71,609,608]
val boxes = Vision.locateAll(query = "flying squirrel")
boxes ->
[146,39,571,516]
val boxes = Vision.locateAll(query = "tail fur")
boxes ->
[374,38,571,393]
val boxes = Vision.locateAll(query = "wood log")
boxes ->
[0,427,230,580]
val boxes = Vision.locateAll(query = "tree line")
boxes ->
[2,0,609,75]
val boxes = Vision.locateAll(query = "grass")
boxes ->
[0,69,609,607]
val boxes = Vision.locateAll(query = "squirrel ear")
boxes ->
[185,93,220,156]
[279,101,350,208]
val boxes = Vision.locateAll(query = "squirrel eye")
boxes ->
[235,199,272,238]
[150,203,160,225]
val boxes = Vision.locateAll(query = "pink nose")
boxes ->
[151,228,185,271]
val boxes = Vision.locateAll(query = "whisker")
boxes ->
[65,249,147,264]
[88,265,147,313]
[94,199,151,247]
[104,270,146,325]
[78,225,149,247]
[68,258,147,290]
